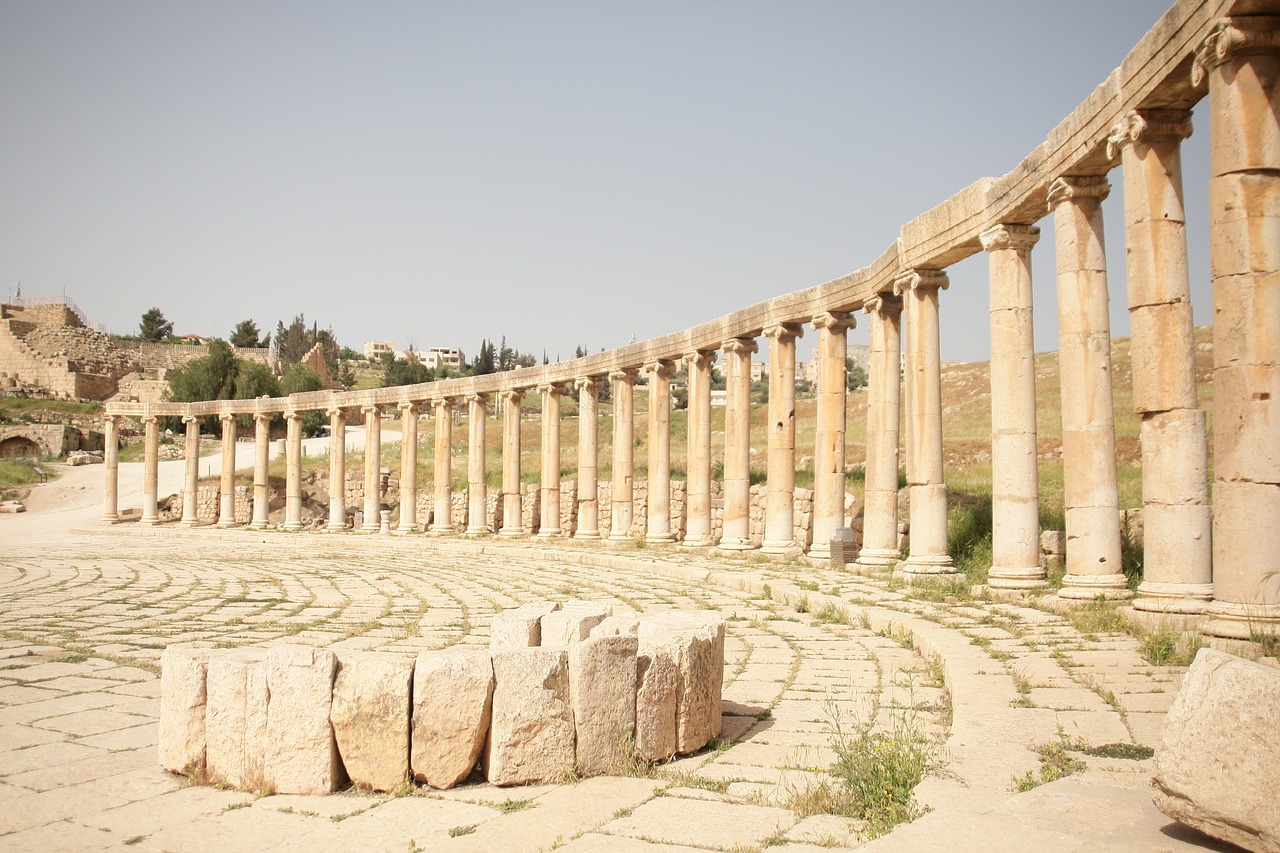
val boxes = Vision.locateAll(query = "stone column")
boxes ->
[644,361,675,542]
[361,405,382,532]
[1196,18,1280,638]
[397,402,419,534]
[896,270,956,577]
[326,408,348,530]
[178,415,200,527]
[809,312,853,559]
[499,389,524,536]
[216,412,237,527]
[538,383,563,538]
[574,377,601,539]
[980,224,1046,590]
[762,323,803,554]
[856,295,903,570]
[1048,175,1129,599]
[1109,108,1214,613]
[101,415,120,522]
[465,393,489,535]
[682,350,717,547]
[140,414,160,526]
[720,337,758,551]
[281,410,303,531]
[249,412,271,530]
[430,398,456,534]
[608,369,638,542]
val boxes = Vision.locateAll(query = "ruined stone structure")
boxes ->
[104,0,1280,643]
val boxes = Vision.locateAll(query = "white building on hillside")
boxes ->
[364,340,394,360]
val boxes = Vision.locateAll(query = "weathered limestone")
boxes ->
[217,412,237,527]
[178,415,200,527]
[205,649,270,790]
[574,377,601,540]
[635,634,680,762]
[720,337,758,551]
[682,350,717,547]
[396,402,419,533]
[465,394,488,536]
[140,414,160,526]
[538,383,563,537]
[490,600,561,650]
[981,224,1046,590]
[281,411,303,531]
[330,653,412,791]
[856,295,902,570]
[486,647,575,786]
[430,398,456,534]
[1049,175,1129,599]
[638,612,724,754]
[1198,16,1280,639]
[499,389,524,537]
[249,412,271,530]
[411,649,495,789]
[1153,648,1280,853]
[810,312,852,559]
[158,647,209,774]
[608,369,638,542]
[569,634,639,776]
[361,405,382,532]
[1110,108,1214,613]
[645,361,675,542]
[264,646,342,795]
[326,408,348,530]
[762,324,802,554]
[896,271,955,577]
[542,600,613,648]
[101,414,119,522]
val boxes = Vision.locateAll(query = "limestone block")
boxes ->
[638,612,725,754]
[485,647,574,786]
[1153,649,1280,853]
[411,649,494,789]
[541,599,612,647]
[159,647,209,775]
[591,614,640,638]
[330,652,412,792]
[206,649,270,790]
[635,634,680,762]
[569,634,638,776]
[490,600,560,650]
[265,646,343,795]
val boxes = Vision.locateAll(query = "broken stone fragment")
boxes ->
[569,633,638,775]
[485,647,574,786]
[411,649,494,789]
[158,647,209,775]
[265,646,343,795]
[330,652,413,792]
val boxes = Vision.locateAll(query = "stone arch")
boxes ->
[0,436,41,458]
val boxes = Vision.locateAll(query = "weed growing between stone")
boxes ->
[1012,730,1087,792]
[1137,627,1203,667]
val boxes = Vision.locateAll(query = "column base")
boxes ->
[1205,600,1280,641]
[1133,581,1213,615]
[498,528,526,537]
[988,565,1049,590]
[463,527,490,537]
[808,544,832,560]
[536,529,563,539]
[647,532,676,543]
[680,535,716,549]
[359,524,381,534]
[898,555,957,577]
[854,548,899,571]
[393,526,419,535]
[322,523,349,533]
[139,516,160,527]
[606,532,632,543]
[177,518,200,528]
[429,525,456,536]
[718,538,757,552]
[215,520,240,529]
[99,514,122,525]
[278,522,304,532]
[574,530,601,541]
[1059,573,1134,601]
[247,520,270,531]
[760,540,802,555]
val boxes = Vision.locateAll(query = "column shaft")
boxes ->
[362,406,382,532]
[1049,176,1129,598]
[720,338,758,550]
[645,362,675,542]
[327,409,348,530]
[499,390,524,536]
[249,413,271,529]
[397,403,419,533]
[431,399,456,533]
[981,224,1046,589]
[762,325,802,553]
[1197,18,1280,637]
[608,369,637,541]
[281,412,303,531]
[682,351,716,546]
[897,270,956,576]
[466,394,489,535]
[856,296,903,569]
[575,378,601,539]
[101,415,120,522]
[810,312,853,558]
[140,415,160,526]
[216,413,237,527]
[538,385,563,537]
[178,415,200,527]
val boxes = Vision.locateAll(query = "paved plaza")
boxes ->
[0,461,1237,852]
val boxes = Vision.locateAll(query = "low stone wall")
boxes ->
[159,603,724,795]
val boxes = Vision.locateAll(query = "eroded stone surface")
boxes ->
[205,648,269,790]
[569,633,638,775]
[330,652,412,792]
[486,647,574,786]
[639,612,725,753]
[265,646,342,795]
[490,600,560,650]
[411,649,494,789]
[635,633,680,762]
[158,647,209,775]
[541,599,612,648]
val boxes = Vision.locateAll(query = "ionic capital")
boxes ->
[762,322,804,343]
[608,368,639,383]
[1047,175,1110,211]
[430,397,454,414]
[643,360,675,380]
[1105,109,1193,160]
[397,401,419,416]
[219,411,236,424]
[536,382,563,396]
[1193,16,1280,87]
[284,410,303,422]
[892,269,949,297]
[103,415,120,429]
[183,414,199,426]
[720,338,758,356]
[811,310,856,333]
[253,411,273,424]
[682,350,717,370]
[325,407,345,419]
[862,293,902,318]
[140,414,159,425]
[465,392,488,406]
[574,376,602,394]
[361,404,381,417]
[499,388,524,404]
[979,223,1041,254]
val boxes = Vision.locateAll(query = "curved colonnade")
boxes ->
[103,2,1279,643]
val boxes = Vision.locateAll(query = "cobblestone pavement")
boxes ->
[0,512,1231,852]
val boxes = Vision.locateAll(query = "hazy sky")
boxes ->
[1,1,1205,364]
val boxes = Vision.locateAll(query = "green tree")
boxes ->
[846,359,868,391]
[280,364,326,435]
[381,354,434,387]
[275,315,310,366]
[471,339,496,375]
[139,307,173,342]
[234,360,281,400]
[229,319,267,348]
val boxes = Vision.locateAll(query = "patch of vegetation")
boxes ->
[498,798,534,814]
[1066,599,1129,635]
[1012,731,1087,792]
[448,824,477,837]
[1083,742,1153,760]
[947,491,993,586]
[1137,628,1202,667]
